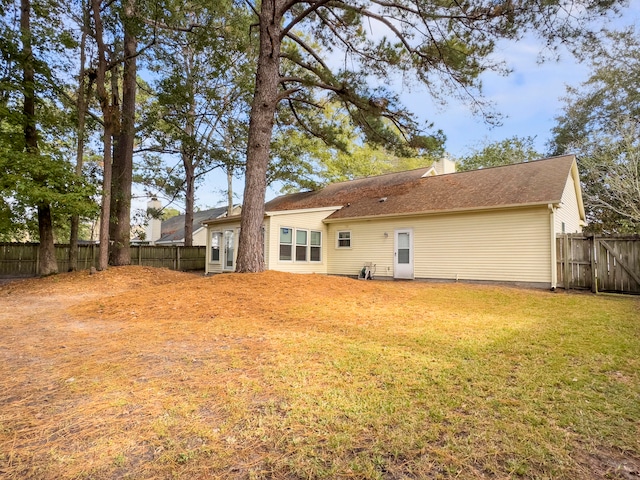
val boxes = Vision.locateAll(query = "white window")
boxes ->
[210,231,222,263]
[280,227,293,261]
[310,231,321,262]
[337,230,351,248]
[279,227,323,263]
[296,229,308,261]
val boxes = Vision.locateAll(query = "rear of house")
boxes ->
[204,155,585,288]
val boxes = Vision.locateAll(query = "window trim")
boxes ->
[337,230,351,248]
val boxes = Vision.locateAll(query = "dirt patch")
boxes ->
[574,446,640,479]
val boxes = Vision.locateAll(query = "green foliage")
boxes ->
[0,0,98,242]
[272,102,445,192]
[550,27,640,233]
[137,0,254,204]
[457,136,541,172]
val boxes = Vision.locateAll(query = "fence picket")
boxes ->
[0,243,206,278]
[556,234,640,294]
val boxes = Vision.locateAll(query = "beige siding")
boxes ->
[266,209,337,274]
[555,175,583,234]
[192,227,208,246]
[327,207,552,284]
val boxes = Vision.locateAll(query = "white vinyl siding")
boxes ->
[327,207,552,284]
[555,175,583,234]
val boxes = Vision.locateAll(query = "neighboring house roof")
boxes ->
[157,206,229,243]
[263,155,582,221]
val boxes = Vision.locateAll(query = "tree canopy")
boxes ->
[457,136,541,172]
[550,27,640,233]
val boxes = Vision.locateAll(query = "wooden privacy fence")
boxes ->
[556,234,640,294]
[0,243,206,277]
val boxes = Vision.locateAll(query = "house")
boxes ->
[203,155,585,288]
[145,199,241,246]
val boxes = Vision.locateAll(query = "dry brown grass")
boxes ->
[1,266,639,479]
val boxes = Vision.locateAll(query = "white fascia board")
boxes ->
[265,206,343,216]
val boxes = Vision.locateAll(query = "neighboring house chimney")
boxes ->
[145,197,162,245]
[433,156,456,175]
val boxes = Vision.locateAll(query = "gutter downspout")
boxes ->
[549,204,557,290]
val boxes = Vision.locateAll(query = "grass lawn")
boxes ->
[0,266,638,479]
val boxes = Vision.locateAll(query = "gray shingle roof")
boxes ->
[157,207,228,243]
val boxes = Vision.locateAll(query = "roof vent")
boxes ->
[379,197,387,203]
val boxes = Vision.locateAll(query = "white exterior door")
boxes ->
[394,229,414,279]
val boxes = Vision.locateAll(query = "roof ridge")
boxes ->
[321,164,433,187]
[447,154,575,175]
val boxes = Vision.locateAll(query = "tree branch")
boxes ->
[281,0,332,39]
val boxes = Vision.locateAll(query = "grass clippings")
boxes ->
[0,266,639,479]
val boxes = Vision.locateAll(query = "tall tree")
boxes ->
[68,0,92,271]
[0,0,95,271]
[108,0,138,265]
[236,0,623,273]
[140,0,253,245]
[19,0,58,274]
[90,0,116,270]
[550,27,640,233]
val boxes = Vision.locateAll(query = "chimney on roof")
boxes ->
[145,197,162,245]
[433,155,456,175]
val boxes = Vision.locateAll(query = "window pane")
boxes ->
[310,231,321,246]
[398,232,410,249]
[296,245,307,261]
[398,249,410,264]
[211,233,221,262]
[338,231,350,247]
[280,244,292,261]
[310,246,321,262]
[280,228,292,244]
[296,229,307,245]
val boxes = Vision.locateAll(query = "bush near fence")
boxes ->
[0,243,206,277]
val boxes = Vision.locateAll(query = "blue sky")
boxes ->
[420,1,640,158]
[153,1,640,214]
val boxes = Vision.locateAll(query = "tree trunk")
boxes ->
[182,68,196,248]
[109,0,136,265]
[69,1,89,271]
[235,0,282,273]
[37,204,57,275]
[21,0,57,275]
[91,0,113,271]
[226,166,233,216]
[183,161,195,247]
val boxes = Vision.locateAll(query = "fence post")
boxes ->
[563,234,571,290]
[177,246,181,271]
[590,236,598,294]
